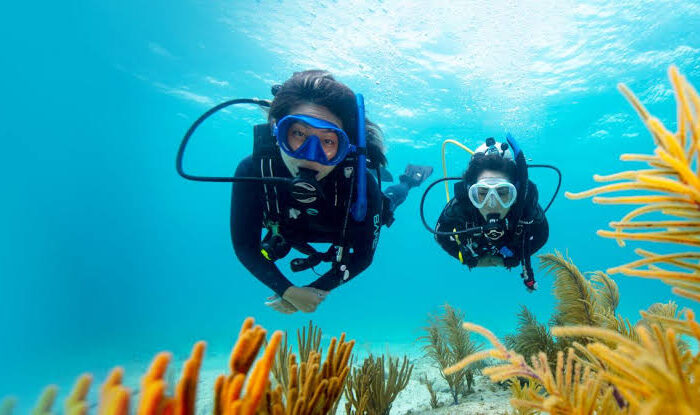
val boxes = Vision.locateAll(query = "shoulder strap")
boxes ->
[259,156,282,223]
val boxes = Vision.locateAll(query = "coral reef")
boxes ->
[443,66,700,414]
[344,354,413,415]
[419,304,482,404]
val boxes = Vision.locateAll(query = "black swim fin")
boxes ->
[400,164,434,187]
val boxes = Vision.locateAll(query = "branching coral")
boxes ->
[443,323,627,414]
[566,66,700,302]
[504,306,558,367]
[256,333,354,415]
[270,320,324,396]
[4,318,283,415]
[550,320,700,413]
[417,373,439,409]
[344,354,413,415]
[3,319,353,415]
[505,252,634,370]
[419,304,483,404]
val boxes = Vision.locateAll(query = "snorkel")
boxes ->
[352,94,368,221]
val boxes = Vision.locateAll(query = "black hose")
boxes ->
[419,177,485,237]
[527,164,561,213]
[175,98,289,185]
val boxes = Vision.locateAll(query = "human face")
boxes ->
[474,170,514,220]
[280,103,344,179]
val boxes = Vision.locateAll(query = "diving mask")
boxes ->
[274,114,353,166]
[468,178,517,209]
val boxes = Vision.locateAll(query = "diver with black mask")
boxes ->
[177,70,432,313]
[419,135,560,291]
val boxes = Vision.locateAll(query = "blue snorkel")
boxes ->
[352,94,368,221]
[505,132,522,158]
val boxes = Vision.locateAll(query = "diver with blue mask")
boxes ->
[419,135,560,292]
[177,70,432,313]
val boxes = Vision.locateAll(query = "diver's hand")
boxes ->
[265,294,298,314]
[282,286,328,313]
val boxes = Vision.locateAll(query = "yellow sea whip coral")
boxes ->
[565,66,700,301]
[443,323,625,414]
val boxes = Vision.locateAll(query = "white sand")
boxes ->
[390,355,512,415]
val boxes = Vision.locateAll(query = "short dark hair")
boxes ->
[268,70,387,167]
[463,153,517,185]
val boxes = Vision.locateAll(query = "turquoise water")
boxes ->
[2,0,700,411]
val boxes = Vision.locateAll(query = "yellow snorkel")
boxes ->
[440,139,475,202]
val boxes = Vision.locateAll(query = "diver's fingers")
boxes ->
[264,297,281,307]
[265,300,286,312]
[310,288,329,299]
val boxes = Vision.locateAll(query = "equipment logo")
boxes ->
[372,214,380,250]
[306,208,319,216]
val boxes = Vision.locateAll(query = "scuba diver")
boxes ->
[419,135,560,291]
[176,70,432,314]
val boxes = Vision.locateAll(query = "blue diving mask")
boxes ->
[273,114,354,166]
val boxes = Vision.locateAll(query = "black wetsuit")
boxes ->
[435,180,549,272]
[231,155,408,297]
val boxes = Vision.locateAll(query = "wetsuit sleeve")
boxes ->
[434,199,468,261]
[230,156,293,297]
[307,174,383,291]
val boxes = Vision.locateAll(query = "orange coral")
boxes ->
[257,333,354,415]
[4,317,284,415]
[214,317,283,415]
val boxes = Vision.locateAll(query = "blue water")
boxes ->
[2,0,700,411]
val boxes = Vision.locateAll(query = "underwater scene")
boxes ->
[3,0,700,413]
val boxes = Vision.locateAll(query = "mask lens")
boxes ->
[287,122,339,155]
[276,115,349,165]
[468,180,517,208]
